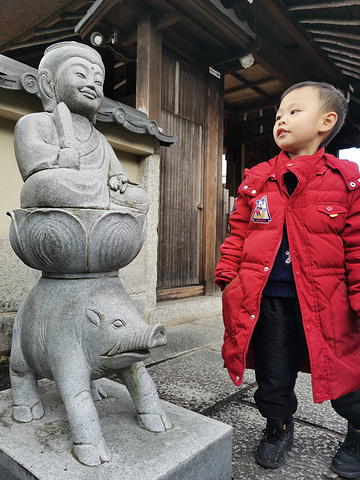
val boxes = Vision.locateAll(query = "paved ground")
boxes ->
[0,315,354,479]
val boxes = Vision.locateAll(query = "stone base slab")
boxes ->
[0,378,232,480]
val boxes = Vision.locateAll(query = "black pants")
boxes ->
[252,296,360,429]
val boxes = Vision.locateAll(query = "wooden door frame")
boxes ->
[136,14,224,299]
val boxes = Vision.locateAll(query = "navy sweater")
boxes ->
[262,172,297,297]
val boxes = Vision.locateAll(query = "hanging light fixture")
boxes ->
[90,31,105,47]
[239,53,255,68]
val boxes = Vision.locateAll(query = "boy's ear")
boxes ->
[319,111,338,133]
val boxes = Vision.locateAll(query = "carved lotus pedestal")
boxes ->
[8,207,146,274]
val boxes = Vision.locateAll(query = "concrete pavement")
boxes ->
[0,315,352,479]
[143,315,350,480]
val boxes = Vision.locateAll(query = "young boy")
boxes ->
[14,41,148,213]
[214,81,360,478]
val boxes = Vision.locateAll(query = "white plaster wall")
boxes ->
[0,116,25,238]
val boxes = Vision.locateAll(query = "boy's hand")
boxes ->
[109,174,128,193]
[58,148,80,170]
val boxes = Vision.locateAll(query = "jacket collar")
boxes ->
[240,147,360,196]
[240,149,326,196]
[275,147,326,181]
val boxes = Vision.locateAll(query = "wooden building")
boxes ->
[1,0,360,344]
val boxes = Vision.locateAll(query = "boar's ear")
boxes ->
[85,308,104,327]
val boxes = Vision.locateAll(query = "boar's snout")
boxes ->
[146,323,167,349]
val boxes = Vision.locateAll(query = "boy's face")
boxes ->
[54,56,104,120]
[273,86,329,160]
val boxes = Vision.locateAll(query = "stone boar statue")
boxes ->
[10,275,171,466]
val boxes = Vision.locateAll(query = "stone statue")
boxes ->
[8,42,171,467]
[14,41,148,212]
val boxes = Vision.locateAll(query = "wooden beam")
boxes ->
[136,12,162,125]
[165,0,256,48]
[328,53,360,68]
[121,30,138,48]
[224,100,275,117]
[307,29,360,42]
[323,45,360,61]
[252,44,302,87]
[33,26,79,36]
[156,11,182,30]
[224,101,237,115]
[336,66,360,80]
[258,0,344,84]
[203,38,261,68]
[75,0,123,37]
[236,114,276,130]
[314,36,360,52]
[4,31,80,51]
[234,98,280,115]
[121,11,183,47]
[0,0,88,54]
[225,76,274,96]
[289,1,360,10]
[231,71,273,99]
[300,19,360,26]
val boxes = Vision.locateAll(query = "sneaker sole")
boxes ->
[331,463,360,479]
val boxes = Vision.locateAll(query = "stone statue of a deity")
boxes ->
[14,42,148,212]
[8,42,171,467]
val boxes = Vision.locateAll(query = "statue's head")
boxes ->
[38,41,105,122]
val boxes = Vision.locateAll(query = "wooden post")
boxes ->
[216,78,225,267]
[136,12,162,125]
[136,13,162,307]
[204,72,223,295]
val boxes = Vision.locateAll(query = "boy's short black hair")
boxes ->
[281,81,349,146]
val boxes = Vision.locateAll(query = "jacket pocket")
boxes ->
[316,203,348,234]
[222,274,240,300]
[329,279,360,358]
[317,203,347,217]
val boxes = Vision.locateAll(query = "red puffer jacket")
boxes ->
[215,148,360,403]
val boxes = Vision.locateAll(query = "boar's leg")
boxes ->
[53,362,111,466]
[90,379,108,401]
[10,327,44,423]
[119,361,172,432]
[10,365,44,423]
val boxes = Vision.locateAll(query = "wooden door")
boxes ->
[157,54,206,300]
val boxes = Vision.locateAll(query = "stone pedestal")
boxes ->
[0,378,232,480]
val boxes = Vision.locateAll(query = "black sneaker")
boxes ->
[255,416,294,469]
[331,423,360,479]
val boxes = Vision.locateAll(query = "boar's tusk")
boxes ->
[104,341,122,356]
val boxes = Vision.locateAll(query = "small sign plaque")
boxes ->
[209,67,221,79]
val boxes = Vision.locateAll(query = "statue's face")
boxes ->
[54,56,104,119]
